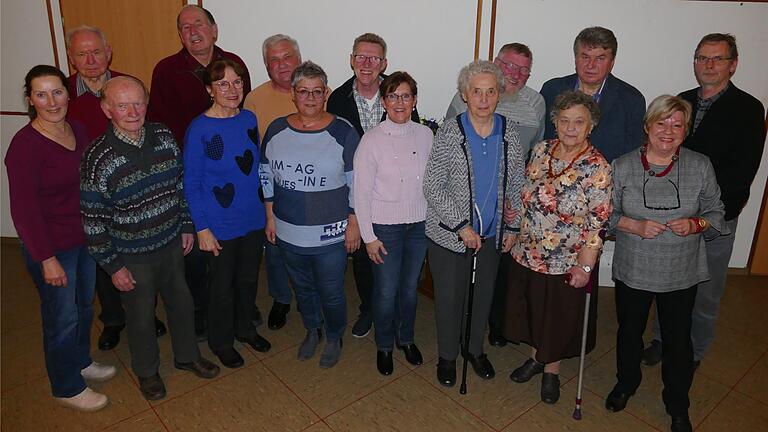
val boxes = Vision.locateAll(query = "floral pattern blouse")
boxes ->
[511,140,613,274]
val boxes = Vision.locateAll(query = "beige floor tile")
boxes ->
[262,333,403,418]
[716,275,768,344]
[302,420,335,431]
[251,294,314,360]
[696,323,768,387]
[581,347,731,430]
[110,328,256,405]
[102,409,166,431]
[325,372,493,432]
[696,390,768,432]
[501,380,658,432]
[1,368,150,432]
[735,351,768,405]
[154,363,318,431]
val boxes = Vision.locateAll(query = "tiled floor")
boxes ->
[2,241,768,431]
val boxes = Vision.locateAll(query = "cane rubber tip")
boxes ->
[572,408,582,420]
[459,386,467,395]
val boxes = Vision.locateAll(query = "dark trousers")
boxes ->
[429,239,500,360]
[351,246,374,315]
[95,266,125,326]
[185,241,208,316]
[488,253,511,335]
[614,280,696,416]
[206,230,265,351]
[121,243,200,378]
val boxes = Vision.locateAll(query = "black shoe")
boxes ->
[252,305,264,327]
[605,386,635,412]
[397,344,423,366]
[98,324,124,351]
[488,330,507,347]
[236,333,272,353]
[138,373,166,400]
[437,357,456,387]
[510,358,544,383]
[212,348,245,369]
[540,373,560,404]
[377,351,393,376]
[268,301,290,330]
[467,353,495,379]
[351,312,373,338]
[641,339,662,366]
[175,356,221,378]
[670,415,693,432]
[155,317,167,338]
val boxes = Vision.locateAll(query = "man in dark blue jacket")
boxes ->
[540,26,645,163]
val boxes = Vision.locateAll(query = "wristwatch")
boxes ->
[580,265,592,273]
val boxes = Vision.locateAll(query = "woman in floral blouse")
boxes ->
[504,90,612,404]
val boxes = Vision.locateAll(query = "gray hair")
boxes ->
[457,60,506,94]
[353,33,387,57]
[549,90,601,128]
[696,33,738,60]
[573,26,617,58]
[65,25,107,50]
[262,34,302,66]
[290,61,328,88]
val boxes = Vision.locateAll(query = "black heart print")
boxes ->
[236,149,254,176]
[247,127,259,147]
[212,183,235,208]
[204,134,224,160]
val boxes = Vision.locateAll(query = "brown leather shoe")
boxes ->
[174,356,220,379]
[138,374,166,401]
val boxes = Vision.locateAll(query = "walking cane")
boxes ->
[572,229,605,420]
[460,207,483,395]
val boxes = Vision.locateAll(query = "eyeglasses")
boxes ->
[352,54,384,65]
[384,93,413,103]
[642,169,680,211]
[294,88,325,100]
[495,58,531,76]
[694,55,733,65]
[213,79,244,92]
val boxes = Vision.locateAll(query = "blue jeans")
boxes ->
[371,222,427,351]
[22,245,95,397]
[266,241,292,305]
[281,243,348,341]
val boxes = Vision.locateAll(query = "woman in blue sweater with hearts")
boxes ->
[184,59,271,369]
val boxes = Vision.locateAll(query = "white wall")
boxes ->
[1,0,767,268]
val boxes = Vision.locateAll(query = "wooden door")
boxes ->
[749,116,768,275]
[59,0,186,89]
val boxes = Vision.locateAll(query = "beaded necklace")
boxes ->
[547,139,590,179]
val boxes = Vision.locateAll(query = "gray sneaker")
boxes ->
[319,339,343,368]
[297,328,323,361]
[351,313,372,338]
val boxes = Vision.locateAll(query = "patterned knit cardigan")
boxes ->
[80,122,193,274]
[423,114,524,253]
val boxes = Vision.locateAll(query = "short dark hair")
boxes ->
[380,71,417,98]
[203,58,246,87]
[352,33,387,57]
[550,90,601,129]
[498,43,533,62]
[24,65,68,119]
[695,33,738,60]
[573,27,617,58]
[176,5,216,30]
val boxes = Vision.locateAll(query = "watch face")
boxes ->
[582,265,592,273]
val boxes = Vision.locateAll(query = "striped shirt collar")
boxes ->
[113,125,145,148]
[352,77,384,133]
[76,70,112,97]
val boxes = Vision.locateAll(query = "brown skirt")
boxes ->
[503,258,598,363]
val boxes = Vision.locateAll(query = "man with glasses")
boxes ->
[243,34,302,331]
[147,5,253,340]
[327,33,420,338]
[540,26,645,163]
[445,42,545,348]
[642,33,766,371]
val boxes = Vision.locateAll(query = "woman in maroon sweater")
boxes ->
[4,65,115,411]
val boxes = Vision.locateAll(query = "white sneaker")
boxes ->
[81,362,117,381]
[55,387,108,412]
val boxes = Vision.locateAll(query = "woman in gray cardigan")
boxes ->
[423,60,524,388]
[606,95,726,432]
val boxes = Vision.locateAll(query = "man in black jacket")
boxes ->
[327,33,419,338]
[643,33,766,377]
